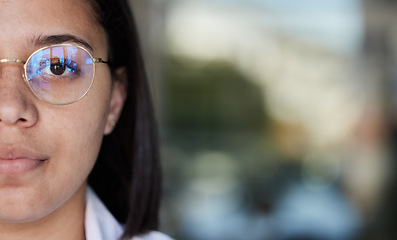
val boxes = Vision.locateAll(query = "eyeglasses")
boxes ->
[0,44,108,105]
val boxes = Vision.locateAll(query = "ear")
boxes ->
[104,67,128,135]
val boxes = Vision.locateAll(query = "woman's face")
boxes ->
[0,0,125,222]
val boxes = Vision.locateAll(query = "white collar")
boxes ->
[84,187,173,240]
[85,187,124,240]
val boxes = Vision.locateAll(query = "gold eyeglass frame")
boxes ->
[0,43,108,105]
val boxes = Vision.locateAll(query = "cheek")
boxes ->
[0,79,113,223]
[14,68,113,222]
[55,112,105,165]
[43,71,112,186]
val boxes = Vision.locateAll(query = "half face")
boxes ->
[0,0,125,222]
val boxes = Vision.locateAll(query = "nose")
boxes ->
[0,63,38,127]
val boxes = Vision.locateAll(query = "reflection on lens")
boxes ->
[25,44,94,105]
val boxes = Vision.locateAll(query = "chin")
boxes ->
[0,190,60,224]
[0,201,58,224]
[0,210,48,224]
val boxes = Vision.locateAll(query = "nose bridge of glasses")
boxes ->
[0,58,27,81]
[0,59,30,102]
[0,58,26,64]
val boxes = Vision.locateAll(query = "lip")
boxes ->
[0,145,48,175]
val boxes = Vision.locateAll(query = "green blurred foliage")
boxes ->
[163,56,267,134]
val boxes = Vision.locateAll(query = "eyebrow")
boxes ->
[32,34,94,52]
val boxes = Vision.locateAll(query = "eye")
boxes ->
[37,57,79,77]
[50,60,66,75]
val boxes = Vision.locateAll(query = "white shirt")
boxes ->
[85,187,173,240]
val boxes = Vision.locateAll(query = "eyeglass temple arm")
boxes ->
[93,58,108,64]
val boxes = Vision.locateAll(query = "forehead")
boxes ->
[0,0,106,55]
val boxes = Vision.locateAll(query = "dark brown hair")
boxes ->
[86,0,161,239]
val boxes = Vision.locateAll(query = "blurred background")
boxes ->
[130,0,397,239]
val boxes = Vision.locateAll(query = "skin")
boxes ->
[0,0,126,239]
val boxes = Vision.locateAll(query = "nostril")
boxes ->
[0,118,27,122]
[0,116,31,125]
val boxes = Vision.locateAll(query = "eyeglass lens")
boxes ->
[25,45,94,105]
